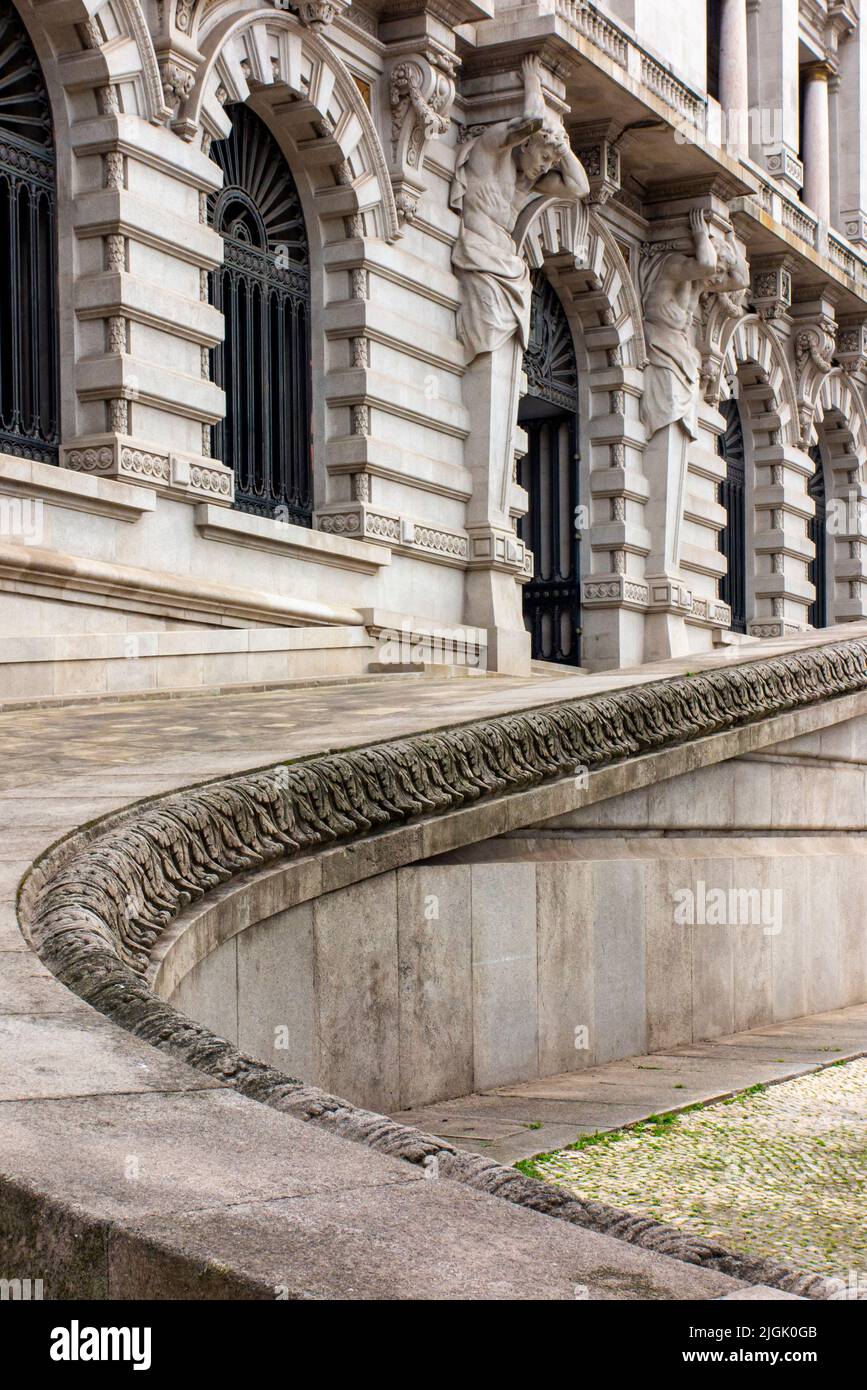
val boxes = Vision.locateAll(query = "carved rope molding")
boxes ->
[20,638,867,1300]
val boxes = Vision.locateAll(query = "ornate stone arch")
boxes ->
[182,9,400,242]
[718,315,799,447]
[816,370,866,481]
[21,0,170,124]
[812,370,867,624]
[719,317,814,635]
[522,207,650,640]
[521,206,645,371]
[6,0,170,447]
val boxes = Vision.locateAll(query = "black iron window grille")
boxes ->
[807,444,828,628]
[209,103,312,525]
[717,395,747,634]
[0,0,58,465]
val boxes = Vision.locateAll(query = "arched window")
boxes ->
[717,395,747,634]
[807,444,828,627]
[209,103,312,524]
[0,0,58,463]
[518,272,581,666]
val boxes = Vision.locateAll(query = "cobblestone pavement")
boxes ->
[529,1058,867,1280]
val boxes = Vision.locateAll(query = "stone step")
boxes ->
[0,625,375,704]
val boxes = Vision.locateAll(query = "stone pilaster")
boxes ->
[62,111,229,503]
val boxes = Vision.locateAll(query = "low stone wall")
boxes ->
[168,835,867,1112]
[163,710,867,1111]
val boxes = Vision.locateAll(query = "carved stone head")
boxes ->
[517,119,569,182]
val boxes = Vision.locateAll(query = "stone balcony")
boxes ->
[464,0,867,313]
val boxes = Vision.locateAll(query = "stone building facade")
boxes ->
[2,0,867,690]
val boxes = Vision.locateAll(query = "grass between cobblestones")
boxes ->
[519,1059,867,1279]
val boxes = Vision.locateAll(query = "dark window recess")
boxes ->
[518,272,582,666]
[807,444,828,627]
[717,395,747,633]
[706,0,723,102]
[209,103,313,525]
[0,0,58,465]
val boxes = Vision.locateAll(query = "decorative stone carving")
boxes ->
[387,44,457,227]
[751,261,793,321]
[836,318,867,377]
[571,126,621,207]
[792,308,837,447]
[104,152,124,191]
[107,316,127,354]
[698,272,749,407]
[449,55,589,361]
[639,212,750,439]
[174,0,194,33]
[108,399,129,433]
[291,0,349,30]
[350,404,369,437]
[161,58,196,112]
[29,638,867,1009]
[106,234,125,271]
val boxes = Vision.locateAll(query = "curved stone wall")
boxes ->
[15,636,867,1298]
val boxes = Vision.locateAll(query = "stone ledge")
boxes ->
[195,504,392,574]
[0,452,155,523]
[0,543,366,629]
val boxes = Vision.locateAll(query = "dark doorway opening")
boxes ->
[518,273,582,666]
[717,395,747,633]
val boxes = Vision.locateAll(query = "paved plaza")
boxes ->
[527,1058,867,1280]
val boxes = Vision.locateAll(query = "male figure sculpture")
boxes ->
[450,55,589,360]
[640,209,750,439]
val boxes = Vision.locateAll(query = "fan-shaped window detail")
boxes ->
[0,0,58,464]
[518,273,582,666]
[717,396,747,634]
[209,104,312,524]
[807,445,828,628]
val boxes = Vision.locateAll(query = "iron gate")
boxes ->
[808,444,828,627]
[717,396,747,634]
[518,273,581,666]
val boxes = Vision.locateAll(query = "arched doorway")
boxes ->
[209,103,312,524]
[0,0,58,464]
[518,273,582,666]
[717,395,747,634]
[807,444,828,627]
